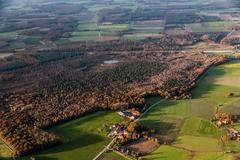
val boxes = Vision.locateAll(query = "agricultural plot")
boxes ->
[68,22,131,42]
[122,34,146,41]
[100,151,128,160]
[69,22,100,42]
[187,21,240,32]
[0,141,11,159]
[180,117,222,138]
[144,145,191,160]
[69,31,100,42]
[99,23,130,30]
[139,61,240,159]
[25,111,124,160]
[173,135,222,152]
[122,20,164,41]
[221,99,240,117]
[193,152,234,160]
[131,20,164,33]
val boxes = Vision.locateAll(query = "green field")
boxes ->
[0,141,11,159]
[173,135,222,152]
[180,117,223,138]
[188,21,240,32]
[24,111,124,160]
[193,152,234,160]
[69,31,100,42]
[141,61,240,160]
[68,20,164,42]
[101,151,128,160]
[99,23,130,30]
[77,22,99,31]
[144,145,191,160]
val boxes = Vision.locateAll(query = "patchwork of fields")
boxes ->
[140,61,240,160]
[1,0,239,51]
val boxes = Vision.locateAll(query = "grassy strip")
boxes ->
[24,111,124,160]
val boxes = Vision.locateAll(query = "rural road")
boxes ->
[92,99,165,160]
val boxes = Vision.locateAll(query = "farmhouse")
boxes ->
[117,108,140,120]
[215,112,232,127]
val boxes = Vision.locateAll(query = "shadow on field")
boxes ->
[0,158,14,160]
[33,156,59,160]
[191,65,227,99]
[141,118,181,144]
[37,132,105,155]
[141,99,184,143]
[144,120,177,135]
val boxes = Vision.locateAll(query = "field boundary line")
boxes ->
[111,149,133,160]
[136,99,165,121]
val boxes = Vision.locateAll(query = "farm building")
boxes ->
[117,109,140,120]
[216,112,240,126]
[215,112,232,127]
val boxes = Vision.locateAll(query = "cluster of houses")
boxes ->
[108,108,156,159]
[117,108,141,120]
[215,112,240,127]
[215,112,240,141]
[108,124,141,142]
[215,112,233,127]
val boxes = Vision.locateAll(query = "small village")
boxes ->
[107,108,159,159]
[215,111,240,142]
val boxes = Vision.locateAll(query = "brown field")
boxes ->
[125,139,159,155]
[151,117,183,144]
[208,76,240,87]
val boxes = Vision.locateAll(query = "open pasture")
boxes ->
[131,20,164,34]
[173,135,222,152]
[143,145,191,160]
[100,151,128,160]
[25,111,124,160]
[193,152,234,160]
[180,117,222,138]
[0,141,11,159]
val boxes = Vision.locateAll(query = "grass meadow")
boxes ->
[20,111,124,160]
[0,141,11,159]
